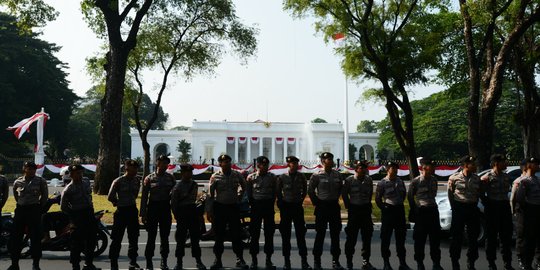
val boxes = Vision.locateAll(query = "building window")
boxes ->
[323,144,332,153]
[204,145,214,161]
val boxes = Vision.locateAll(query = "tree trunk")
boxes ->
[142,134,151,178]
[94,48,130,194]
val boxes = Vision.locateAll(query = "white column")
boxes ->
[259,137,263,157]
[271,137,276,162]
[295,138,300,157]
[247,138,251,163]
[234,137,239,162]
[284,139,288,160]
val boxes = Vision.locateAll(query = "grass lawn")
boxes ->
[3,194,411,224]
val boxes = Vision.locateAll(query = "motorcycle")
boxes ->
[18,192,111,257]
[0,212,15,255]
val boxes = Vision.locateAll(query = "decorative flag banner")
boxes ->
[6,112,49,139]
[332,32,345,40]
[275,137,283,144]
[238,137,247,144]
[287,138,295,144]
[251,137,259,144]
[36,164,45,176]
[226,137,235,144]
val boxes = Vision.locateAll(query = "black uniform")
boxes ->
[0,175,8,233]
[407,174,441,266]
[140,171,175,262]
[61,177,98,268]
[9,175,48,264]
[171,179,201,259]
[107,175,141,264]
[342,174,374,263]
[375,176,407,260]
[277,171,309,259]
[246,170,277,257]
[516,174,540,268]
[448,171,482,265]
[481,170,513,265]
[308,169,343,260]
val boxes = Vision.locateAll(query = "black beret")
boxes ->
[68,164,84,172]
[217,154,232,162]
[320,152,334,159]
[385,161,399,169]
[490,154,506,163]
[156,155,171,163]
[256,156,270,164]
[419,158,435,166]
[525,157,539,164]
[460,155,476,164]
[286,156,299,163]
[180,164,194,171]
[124,159,139,167]
[354,160,369,169]
[23,161,37,168]
[521,158,528,166]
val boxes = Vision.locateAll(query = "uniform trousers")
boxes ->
[174,204,201,258]
[313,200,342,258]
[279,201,308,257]
[249,199,275,256]
[109,205,139,261]
[69,208,98,266]
[213,201,244,258]
[145,200,172,259]
[522,204,540,266]
[412,206,441,263]
[449,201,480,263]
[9,204,42,262]
[380,204,407,259]
[344,203,373,260]
[484,200,513,263]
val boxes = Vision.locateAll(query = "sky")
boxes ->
[39,0,443,132]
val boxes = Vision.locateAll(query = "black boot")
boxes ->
[301,256,313,270]
[265,255,276,270]
[332,257,344,270]
[466,261,476,270]
[129,259,141,270]
[236,257,248,269]
[346,256,353,270]
[82,264,101,270]
[284,256,291,270]
[398,257,411,270]
[7,263,20,270]
[72,263,81,270]
[314,257,322,270]
[210,258,223,270]
[146,258,154,270]
[503,261,515,270]
[196,257,207,270]
[111,260,119,270]
[161,257,169,270]
[417,261,425,270]
[32,259,41,270]
[250,255,258,270]
[383,258,393,270]
[432,261,444,270]
[173,258,182,270]
[488,261,497,270]
[361,260,376,270]
[451,260,460,270]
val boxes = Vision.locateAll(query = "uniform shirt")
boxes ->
[246,171,277,201]
[209,169,246,205]
[277,171,307,203]
[342,174,373,206]
[61,179,93,213]
[13,175,48,207]
[308,170,342,202]
[448,171,481,204]
[375,177,406,207]
[516,175,540,206]
[481,170,511,201]
[140,172,175,216]
[170,179,198,212]
[108,175,140,207]
[407,175,438,207]
[511,175,525,213]
[0,175,8,209]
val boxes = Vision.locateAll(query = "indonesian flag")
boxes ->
[332,32,345,40]
[238,137,247,144]
[6,112,49,139]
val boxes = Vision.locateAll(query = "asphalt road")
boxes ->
[0,228,518,270]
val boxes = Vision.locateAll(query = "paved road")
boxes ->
[0,228,518,270]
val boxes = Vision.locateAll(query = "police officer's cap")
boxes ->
[256,156,270,164]
[385,161,399,169]
[217,154,232,162]
[354,160,370,169]
[320,152,334,160]
[525,157,540,164]
[521,158,528,166]
[286,156,299,163]
[419,158,435,166]
[459,155,476,164]
[124,159,139,167]
[490,154,506,163]
[68,164,84,172]
[180,164,194,171]
[23,161,37,169]
[156,155,171,164]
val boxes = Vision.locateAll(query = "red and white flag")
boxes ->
[6,112,49,139]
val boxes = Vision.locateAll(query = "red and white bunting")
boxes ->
[226,137,235,144]
[275,137,283,144]
[238,137,247,144]
[6,112,49,139]
[251,137,259,144]
[287,138,296,144]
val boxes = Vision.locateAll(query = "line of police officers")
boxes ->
[1,153,539,270]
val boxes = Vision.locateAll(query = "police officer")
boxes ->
[342,160,376,270]
[277,156,312,270]
[0,172,8,216]
[171,164,206,270]
[481,154,514,270]
[246,156,278,269]
[308,152,344,270]
[208,154,248,270]
[108,159,141,270]
[407,159,443,270]
[140,155,176,270]
[7,161,48,270]
[60,164,100,270]
[515,157,540,270]
[448,155,482,270]
[376,161,411,270]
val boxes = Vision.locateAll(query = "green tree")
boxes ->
[348,143,357,162]
[0,13,77,159]
[356,120,378,133]
[171,126,189,131]
[177,139,191,162]
[0,0,57,32]
[311,118,327,123]
[285,0,448,178]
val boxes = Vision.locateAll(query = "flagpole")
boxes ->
[344,76,350,163]
[35,107,46,166]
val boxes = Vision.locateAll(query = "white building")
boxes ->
[130,121,379,165]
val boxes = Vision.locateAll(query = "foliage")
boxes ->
[176,139,192,162]
[348,143,357,162]
[0,13,77,158]
[311,118,327,123]
[356,120,378,133]
[171,126,190,131]
[0,0,57,32]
